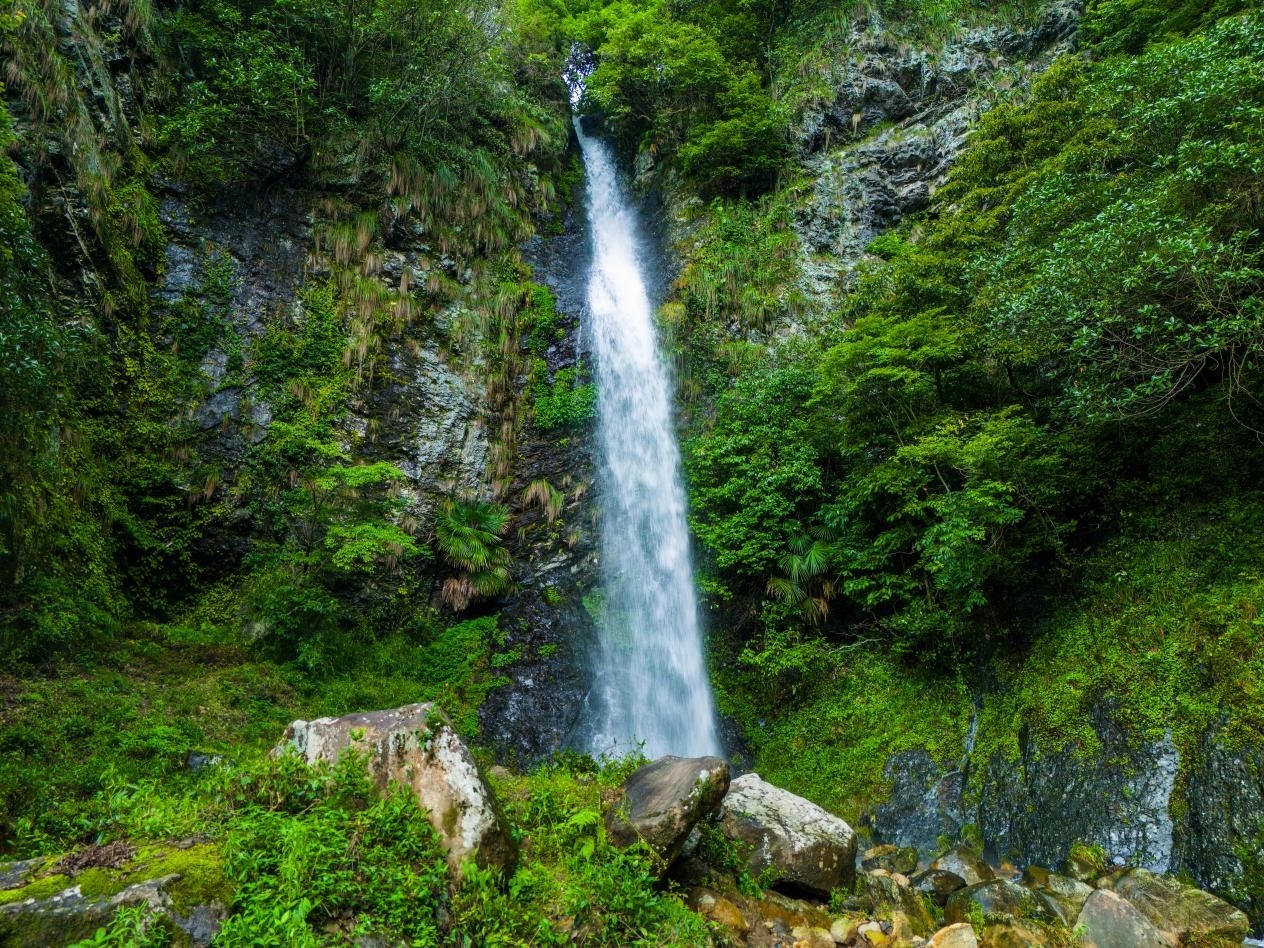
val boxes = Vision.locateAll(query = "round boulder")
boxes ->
[1020,866,1092,925]
[930,846,995,887]
[716,773,857,897]
[605,756,730,867]
[928,923,978,948]
[862,843,919,875]
[912,867,968,906]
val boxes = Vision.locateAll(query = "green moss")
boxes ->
[0,870,73,906]
[718,649,972,822]
[77,844,230,911]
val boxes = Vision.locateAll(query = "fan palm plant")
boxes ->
[766,529,837,625]
[434,498,513,611]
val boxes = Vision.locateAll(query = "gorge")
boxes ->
[2,0,1264,943]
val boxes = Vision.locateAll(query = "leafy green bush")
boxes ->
[217,757,449,946]
[533,367,597,429]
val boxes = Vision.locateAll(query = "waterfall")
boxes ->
[575,118,722,759]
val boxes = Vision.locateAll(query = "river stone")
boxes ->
[928,923,978,948]
[930,846,995,886]
[1111,867,1250,943]
[273,703,516,877]
[1076,889,1173,948]
[605,756,730,866]
[847,871,938,937]
[980,921,1057,947]
[944,879,1058,926]
[1020,866,1092,924]
[716,773,857,897]
[862,843,919,875]
[912,867,968,906]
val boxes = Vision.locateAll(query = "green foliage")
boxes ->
[570,0,790,194]
[533,366,597,429]
[522,282,563,355]
[1082,0,1250,53]
[252,282,345,395]
[70,905,173,947]
[217,758,448,946]
[686,366,823,580]
[160,0,560,188]
[0,103,120,661]
[686,9,1264,665]
[671,194,802,352]
[713,640,972,821]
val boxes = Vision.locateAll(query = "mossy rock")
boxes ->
[0,842,230,947]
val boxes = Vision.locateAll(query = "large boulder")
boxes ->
[1020,866,1092,925]
[274,703,515,876]
[605,756,730,866]
[716,773,857,897]
[1076,889,1173,948]
[1111,867,1250,943]
[944,879,1058,927]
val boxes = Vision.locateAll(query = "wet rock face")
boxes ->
[605,756,730,865]
[1174,721,1264,928]
[979,719,1180,873]
[479,191,602,764]
[871,748,969,854]
[790,1,1081,305]
[275,703,517,877]
[717,773,858,897]
[372,340,491,518]
[870,708,1264,931]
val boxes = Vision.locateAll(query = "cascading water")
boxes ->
[575,117,722,759]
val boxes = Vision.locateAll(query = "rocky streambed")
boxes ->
[1,704,1254,947]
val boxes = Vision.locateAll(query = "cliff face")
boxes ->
[1,0,599,645]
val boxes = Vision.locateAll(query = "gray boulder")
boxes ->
[930,846,995,886]
[716,773,857,897]
[1112,867,1250,943]
[1076,889,1174,948]
[274,703,516,877]
[944,879,1059,926]
[605,756,730,866]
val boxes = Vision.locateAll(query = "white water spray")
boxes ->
[576,119,722,759]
